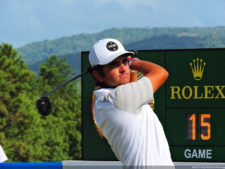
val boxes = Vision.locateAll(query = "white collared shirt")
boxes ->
[93,77,173,166]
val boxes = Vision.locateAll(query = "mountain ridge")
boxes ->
[17,27,225,73]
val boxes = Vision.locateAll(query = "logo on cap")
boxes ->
[106,41,118,51]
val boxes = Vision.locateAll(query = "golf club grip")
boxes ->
[130,70,137,82]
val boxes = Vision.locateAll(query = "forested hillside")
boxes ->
[17,27,225,73]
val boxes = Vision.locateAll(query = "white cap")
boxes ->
[89,38,134,67]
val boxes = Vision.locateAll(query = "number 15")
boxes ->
[187,113,211,141]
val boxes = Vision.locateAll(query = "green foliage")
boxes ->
[0,43,81,162]
[0,43,38,161]
[37,55,81,161]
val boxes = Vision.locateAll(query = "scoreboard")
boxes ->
[81,48,225,162]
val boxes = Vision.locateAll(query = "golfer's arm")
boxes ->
[130,59,169,93]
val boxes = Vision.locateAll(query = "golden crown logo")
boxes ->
[189,58,206,81]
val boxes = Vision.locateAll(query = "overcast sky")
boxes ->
[1,0,225,48]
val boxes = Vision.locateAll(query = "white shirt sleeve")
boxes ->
[105,77,153,113]
[0,145,7,162]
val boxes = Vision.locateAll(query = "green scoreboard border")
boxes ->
[81,48,225,162]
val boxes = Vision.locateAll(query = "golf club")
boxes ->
[36,51,137,116]
[36,70,89,116]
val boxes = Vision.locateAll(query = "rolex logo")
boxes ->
[189,58,206,81]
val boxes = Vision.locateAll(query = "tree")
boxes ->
[0,43,40,161]
[37,55,81,161]
[0,44,81,161]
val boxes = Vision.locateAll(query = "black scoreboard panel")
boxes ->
[165,49,225,162]
[82,48,225,162]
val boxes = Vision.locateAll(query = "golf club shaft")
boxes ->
[43,71,88,97]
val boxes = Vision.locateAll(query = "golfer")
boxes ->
[89,38,174,167]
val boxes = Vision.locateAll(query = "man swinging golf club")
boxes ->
[89,38,174,167]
